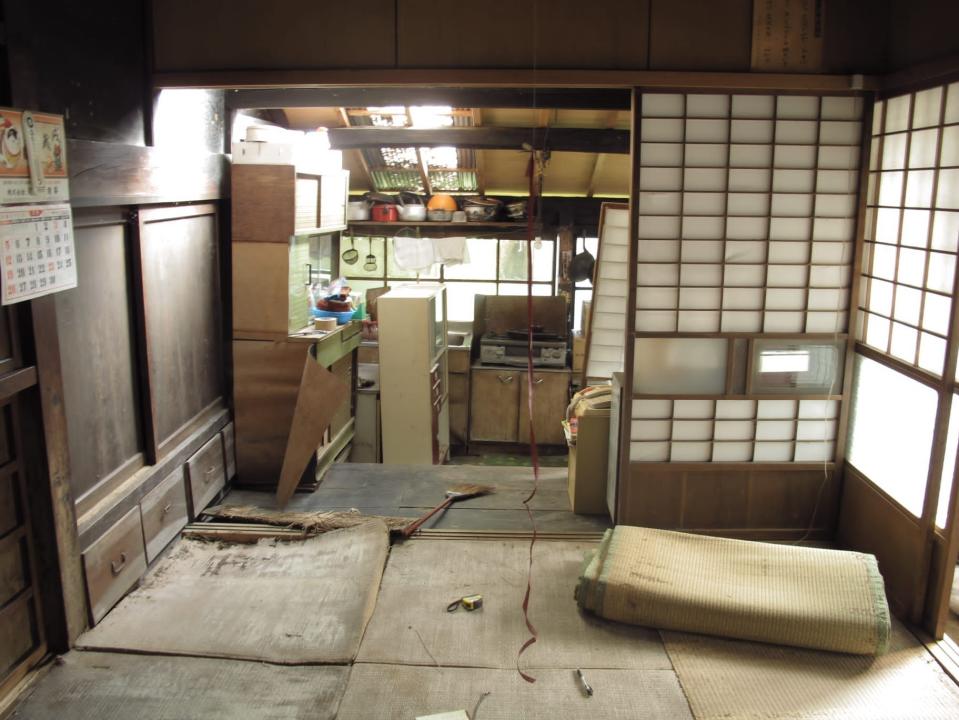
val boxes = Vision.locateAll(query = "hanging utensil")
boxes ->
[364,238,378,272]
[342,236,359,265]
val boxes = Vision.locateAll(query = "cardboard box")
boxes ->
[568,410,610,515]
[572,333,586,373]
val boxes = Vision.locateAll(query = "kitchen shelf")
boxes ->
[293,223,348,237]
[347,220,554,238]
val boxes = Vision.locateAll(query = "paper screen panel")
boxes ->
[858,81,957,377]
[584,204,630,383]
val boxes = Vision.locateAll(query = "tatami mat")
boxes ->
[11,651,348,720]
[336,664,694,720]
[356,538,672,670]
[77,521,389,664]
[662,621,959,719]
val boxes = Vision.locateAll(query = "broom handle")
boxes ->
[401,496,455,538]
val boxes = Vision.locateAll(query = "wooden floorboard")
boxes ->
[222,461,611,533]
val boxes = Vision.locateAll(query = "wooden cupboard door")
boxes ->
[448,373,469,445]
[519,371,571,445]
[469,369,520,442]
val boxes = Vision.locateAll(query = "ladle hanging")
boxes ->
[363,238,378,272]
[342,236,359,265]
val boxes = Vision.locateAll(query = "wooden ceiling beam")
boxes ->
[328,127,630,154]
[226,87,632,111]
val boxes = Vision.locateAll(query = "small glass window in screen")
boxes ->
[750,339,845,394]
[633,338,727,394]
[848,355,937,518]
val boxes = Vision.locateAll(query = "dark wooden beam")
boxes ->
[67,139,229,207]
[226,87,632,111]
[328,127,630,154]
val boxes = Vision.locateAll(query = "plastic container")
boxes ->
[312,308,355,325]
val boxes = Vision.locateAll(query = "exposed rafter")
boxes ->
[226,87,632,111]
[328,127,630,154]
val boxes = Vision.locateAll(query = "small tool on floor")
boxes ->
[400,483,495,538]
[446,594,484,612]
[576,668,594,697]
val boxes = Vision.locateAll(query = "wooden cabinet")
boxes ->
[448,346,471,446]
[232,164,348,340]
[470,366,570,445]
[469,368,521,442]
[378,285,449,465]
[519,371,572,445]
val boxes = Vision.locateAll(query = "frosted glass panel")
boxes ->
[726,217,768,240]
[932,211,959,252]
[634,338,727,394]
[683,193,726,215]
[732,95,775,118]
[714,420,754,441]
[849,355,937,517]
[687,94,729,117]
[630,442,669,462]
[777,96,819,119]
[725,241,766,262]
[777,145,818,168]
[642,119,684,142]
[632,419,671,440]
[727,193,770,216]
[910,128,940,168]
[728,169,771,192]
[757,399,797,418]
[686,119,729,143]
[936,395,959,528]
[638,216,681,239]
[638,239,680,261]
[682,217,725,239]
[716,400,756,419]
[912,87,942,129]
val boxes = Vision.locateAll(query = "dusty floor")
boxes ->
[11,459,959,719]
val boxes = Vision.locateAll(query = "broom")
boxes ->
[400,483,495,538]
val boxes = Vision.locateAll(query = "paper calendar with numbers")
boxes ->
[0,202,76,304]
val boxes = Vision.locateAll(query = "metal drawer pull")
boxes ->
[160,503,173,517]
[110,553,127,576]
[532,378,545,385]
[497,375,514,384]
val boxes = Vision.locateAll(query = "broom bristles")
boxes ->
[446,483,495,499]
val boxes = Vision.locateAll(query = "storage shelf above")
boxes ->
[293,223,347,237]
[346,220,554,238]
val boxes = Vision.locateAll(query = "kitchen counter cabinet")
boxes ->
[469,367,521,442]
[519,370,571,445]
[469,365,570,445]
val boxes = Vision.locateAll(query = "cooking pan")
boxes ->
[570,249,595,283]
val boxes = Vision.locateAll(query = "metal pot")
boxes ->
[428,209,452,222]
[371,204,398,222]
[398,204,427,221]
[570,250,595,283]
[347,201,370,221]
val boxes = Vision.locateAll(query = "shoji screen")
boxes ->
[858,84,959,376]
[584,204,629,384]
[630,93,863,463]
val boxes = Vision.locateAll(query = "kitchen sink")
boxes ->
[447,332,468,347]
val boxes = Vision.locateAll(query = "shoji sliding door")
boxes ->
[842,80,959,630]
[618,91,864,538]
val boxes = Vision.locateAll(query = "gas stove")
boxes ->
[479,330,567,368]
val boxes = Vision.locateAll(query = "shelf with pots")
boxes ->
[345,220,550,239]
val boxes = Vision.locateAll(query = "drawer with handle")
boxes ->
[140,466,189,562]
[82,507,147,624]
[186,433,227,517]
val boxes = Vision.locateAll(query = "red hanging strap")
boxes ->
[517,150,540,684]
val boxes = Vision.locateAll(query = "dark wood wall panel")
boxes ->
[620,462,839,539]
[886,0,959,72]
[837,464,924,620]
[648,0,752,71]
[138,205,224,450]
[396,0,650,69]
[55,212,143,503]
[150,0,397,72]
[5,0,147,145]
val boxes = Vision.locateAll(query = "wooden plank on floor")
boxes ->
[12,651,348,720]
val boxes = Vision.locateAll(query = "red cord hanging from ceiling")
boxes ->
[517,148,540,684]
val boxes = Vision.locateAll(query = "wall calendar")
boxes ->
[0,202,77,305]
